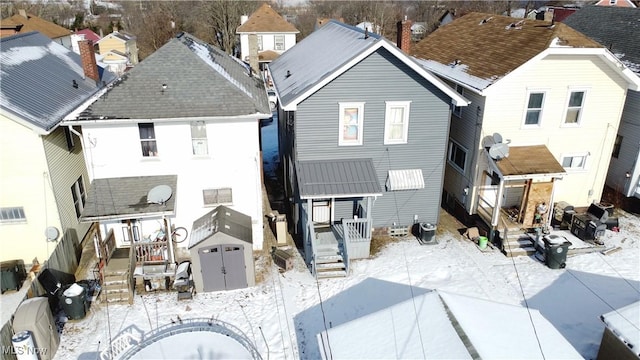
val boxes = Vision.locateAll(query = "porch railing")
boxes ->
[134,241,169,264]
[301,206,318,279]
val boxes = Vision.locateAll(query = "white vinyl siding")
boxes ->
[339,102,365,146]
[384,101,410,144]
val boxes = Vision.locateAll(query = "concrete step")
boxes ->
[316,254,344,264]
[316,262,345,270]
[316,270,347,279]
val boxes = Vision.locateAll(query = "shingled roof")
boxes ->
[1,12,71,39]
[564,5,640,74]
[411,12,602,88]
[80,32,271,120]
[236,3,299,33]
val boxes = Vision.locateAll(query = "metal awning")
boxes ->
[296,158,383,199]
[80,175,178,222]
[386,169,425,191]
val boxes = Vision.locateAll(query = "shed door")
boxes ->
[199,246,225,292]
[222,245,247,290]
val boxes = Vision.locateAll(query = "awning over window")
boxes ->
[386,169,425,191]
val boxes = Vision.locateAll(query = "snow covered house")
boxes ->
[564,6,640,211]
[268,20,468,278]
[409,13,640,252]
[64,32,271,288]
[0,32,116,275]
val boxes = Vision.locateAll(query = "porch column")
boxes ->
[491,178,506,227]
[366,196,373,236]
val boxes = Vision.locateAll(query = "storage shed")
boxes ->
[188,205,255,293]
[12,297,59,360]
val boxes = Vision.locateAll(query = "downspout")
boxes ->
[469,106,483,214]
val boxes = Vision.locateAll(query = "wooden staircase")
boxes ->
[501,231,537,257]
[314,243,347,279]
[102,270,131,304]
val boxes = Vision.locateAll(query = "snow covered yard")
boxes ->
[54,210,639,360]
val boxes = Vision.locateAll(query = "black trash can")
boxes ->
[1,260,26,293]
[60,283,88,320]
[419,223,437,244]
[543,235,571,269]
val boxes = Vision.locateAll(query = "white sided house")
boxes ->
[410,13,640,246]
[65,32,272,257]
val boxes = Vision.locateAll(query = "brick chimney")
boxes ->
[396,18,412,54]
[78,40,100,83]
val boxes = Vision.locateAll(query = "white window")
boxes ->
[64,127,75,151]
[191,121,208,155]
[524,91,545,126]
[203,188,233,206]
[257,35,263,51]
[564,90,586,125]
[384,101,410,144]
[448,140,467,173]
[0,207,26,223]
[561,153,588,170]
[274,35,285,50]
[71,176,86,218]
[139,123,158,157]
[339,102,365,146]
[453,85,464,117]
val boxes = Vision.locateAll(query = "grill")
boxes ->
[570,203,608,241]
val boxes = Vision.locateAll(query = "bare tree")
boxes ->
[200,0,259,55]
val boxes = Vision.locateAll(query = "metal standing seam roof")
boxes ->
[80,175,178,221]
[81,32,271,120]
[0,32,116,132]
[268,20,469,109]
[188,205,253,249]
[563,5,640,74]
[296,158,383,199]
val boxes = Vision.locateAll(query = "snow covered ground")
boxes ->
[48,209,639,360]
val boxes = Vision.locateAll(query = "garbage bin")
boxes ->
[542,235,571,269]
[1,260,26,293]
[419,223,437,244]
[60,283,88,320]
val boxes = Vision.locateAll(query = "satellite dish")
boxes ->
[45,226,60,242]
[147,185,173,205]
[489,143,510,160]
[492,133,503,144]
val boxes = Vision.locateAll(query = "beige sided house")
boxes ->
[97,29,139,66]
[409,13,640,251]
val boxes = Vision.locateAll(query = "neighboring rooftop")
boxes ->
[564,5,640,74]
[75,28,101,43]
[1,11,71,39]
[0,32,115,132]
[79,32,271,120]
[411,12,602,89]
[236,3,299,33]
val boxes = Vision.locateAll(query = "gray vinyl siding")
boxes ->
[293,48,453,228]
[42,126,91,274]
[606,89,640,195]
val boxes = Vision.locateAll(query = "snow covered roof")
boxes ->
[564,5,640,74]
[0,32,115,133]
[321,288,583,359]
[79,32,271,120]
[600,301,640,356]
[269,20,469,110]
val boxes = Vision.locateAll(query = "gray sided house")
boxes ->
[188,205,255,293]
[564,6,640,211]
[268,20,468,278]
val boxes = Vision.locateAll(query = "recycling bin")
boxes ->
[60,283,88,320]
[543,235,571,269]
[419,223,437,244]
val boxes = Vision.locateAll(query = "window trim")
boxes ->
[274,34,285,51]
[203,187,233,207]
[383,101,411,144]
[138,123,158,157]
[338,102,365,146]
[0,207,26,223]
[64,127,75,151]
[562,88,588,126]
[257,35,263,51]
[561,152,589,171]
[453,85,464,117]
[190,121,208,156]
[447,139,468,173]
[71,176,86,219]
[522,90,546,127]
[612,134,623,159]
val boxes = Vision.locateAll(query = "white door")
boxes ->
[312,200,331,225]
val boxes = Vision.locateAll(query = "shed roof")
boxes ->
[79,32,271,120]
[600,300,640,355]
[296,159,383,199]
[411,12,603,90]
[269,20,469,110]
[188,205,253,249]
[1,13,71,39]
[80,175,177,221]
[236,3,299,33]
[564,5,640,74]
[493,145,566,178]
[0,32,115,133]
